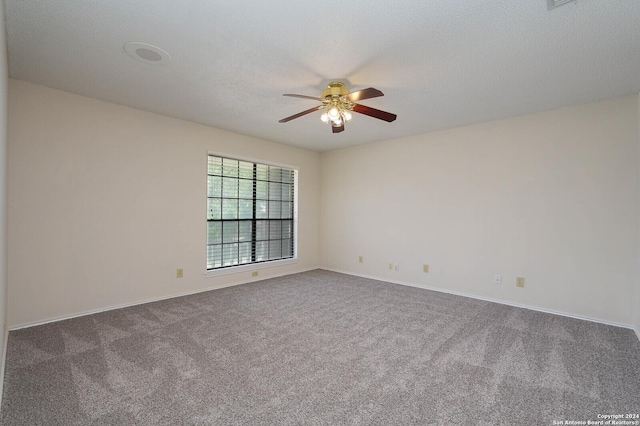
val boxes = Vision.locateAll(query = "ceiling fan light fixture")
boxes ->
[318,82,356,129]
[279,81,396,133]
[322,103,352,127]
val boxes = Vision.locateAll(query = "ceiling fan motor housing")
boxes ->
[322,82,349,99]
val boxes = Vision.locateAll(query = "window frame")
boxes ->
[205,152,298,277]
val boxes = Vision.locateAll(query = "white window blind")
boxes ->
[207,155,296,270]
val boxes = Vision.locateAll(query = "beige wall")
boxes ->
[7,79,320,327]
[6,78,640,332]
[320,95,639,326]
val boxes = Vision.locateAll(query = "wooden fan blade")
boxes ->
[344,87,384,102]
[352,104,397,122]
[332,124,345,133]
[279,105,323,123]
[283,94,322,101]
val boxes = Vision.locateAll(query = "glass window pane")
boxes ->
[239,221,252,242]
[207,245,222,269]
[223,178,239,198]
[255,241,268,261]
[207,198,221,220]
[268,166,282,182]
[256,200,268,219]
[269,221,282,240]
[268,201,281,218]
[281,170,292,184]
[223,243,239,266]
[222,199,238,219]
[223,222,239,243]
[239,199,253,219]
[208,176,222,197]
[269,241,282,259]
[239,179,253,199]
[281,202,292,219]
[256,220,268,240]
[222,158,238,177]
[269,182,282,200]
[208,156,223,175]
[282,221,292,239]
[256,164,268,181]
[207,221,222,244]
[282,239,292,257]
[256,181,268,199]
[239,242,251,264]
[281,183,291,202]
[238,161,253,179]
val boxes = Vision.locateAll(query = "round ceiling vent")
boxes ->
[124,42,171,65]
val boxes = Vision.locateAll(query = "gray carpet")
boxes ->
[1,270,639,425]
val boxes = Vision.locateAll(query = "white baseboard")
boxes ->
[322,268,634,330]
[10,266,636,337]
[9,266,320,331]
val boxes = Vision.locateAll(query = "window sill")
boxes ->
[204,257,299,278]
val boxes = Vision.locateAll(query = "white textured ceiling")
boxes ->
[5,1,640,151]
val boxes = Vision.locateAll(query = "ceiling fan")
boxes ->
[279,82,397,133]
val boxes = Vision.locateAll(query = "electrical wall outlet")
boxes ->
[494,274,502,285]
[176,268,183,278]
[516,277,525,288]
[393,263,400,271]
[358,256,364,264]
[423,264,429,273]
[388,262,393,270]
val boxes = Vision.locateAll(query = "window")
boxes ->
[206,154,296,270]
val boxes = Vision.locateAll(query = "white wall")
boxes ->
[7,78,639,331]
[0,0,9,395]
[7,79,320,327]
[320,95,639,326]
